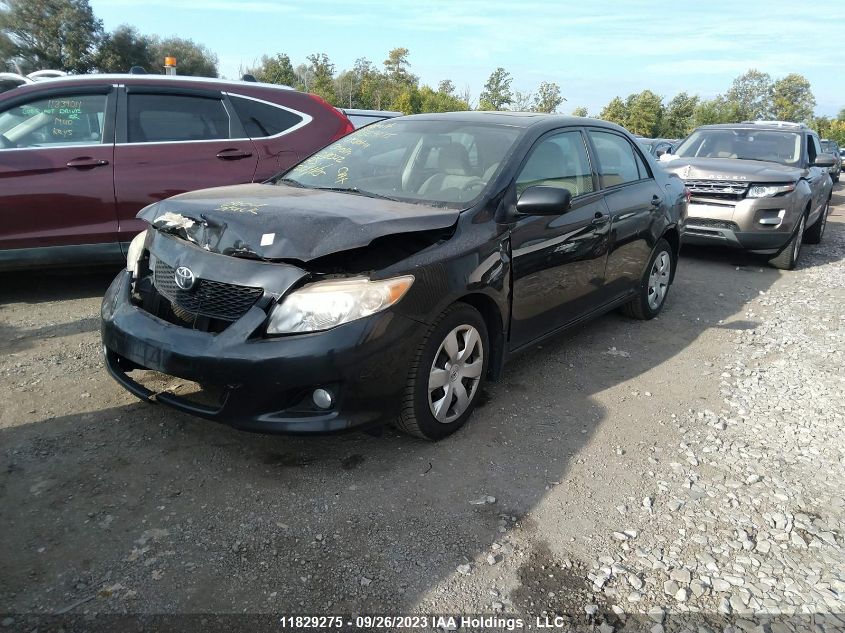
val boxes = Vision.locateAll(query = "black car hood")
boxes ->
[138,183,460,262]
[659,156,805,182]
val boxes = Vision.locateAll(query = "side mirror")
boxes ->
[655,148,668,158]
[814,153,836,168]
[516,186,572,216]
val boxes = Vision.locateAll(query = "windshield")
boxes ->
[280,119,521,207]
[673,129,802,166]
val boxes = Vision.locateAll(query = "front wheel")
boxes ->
[621,238,674,320]
[396,304,489,440]
[803,198,829,245]
[769,213,806,270]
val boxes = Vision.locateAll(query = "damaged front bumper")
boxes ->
[101,271,424,434]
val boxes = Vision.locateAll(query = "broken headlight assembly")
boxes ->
[126,230,148,277]
[266,275,414,335]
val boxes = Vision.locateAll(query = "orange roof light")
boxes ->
[164,56,177,67]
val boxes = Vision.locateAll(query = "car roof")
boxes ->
[2,73,295,93]
[695,122,807,133]
[398,110,626,131]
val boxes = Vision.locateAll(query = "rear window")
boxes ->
[229,95,304,138]
[127,94,229,143]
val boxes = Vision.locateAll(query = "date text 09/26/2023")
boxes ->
[279,615,584,630]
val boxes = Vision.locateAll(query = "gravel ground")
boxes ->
[0,185,843,632]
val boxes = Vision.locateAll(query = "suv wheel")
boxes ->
[621,238,673,320]
[769,213,806,270]
[396,304,489,440]
[803,198,830,245]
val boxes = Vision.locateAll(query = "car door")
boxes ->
[509,128,612,349]
[0,85,118,257]
[113,86,259,247]
[586,128,664,300]
[805,133,829,223]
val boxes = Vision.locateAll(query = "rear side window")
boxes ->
[127,94,229,143]
[0,93,106,149]
[589,130,643,188]
[229,95,304,138]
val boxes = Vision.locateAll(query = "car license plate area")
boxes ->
[131,370,226,409]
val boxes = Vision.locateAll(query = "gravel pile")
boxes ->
[585,232,845,631]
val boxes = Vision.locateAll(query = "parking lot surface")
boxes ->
[2,185,844,629]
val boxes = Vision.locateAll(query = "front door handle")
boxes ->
[66,157,109,169]
[651,195,663,207]
[591,212,610,225]
[216,148,253,160]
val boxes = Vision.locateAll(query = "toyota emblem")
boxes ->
[174,266,196,290]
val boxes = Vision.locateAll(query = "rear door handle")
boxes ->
[66,157,109,169]
[651,195,663,207]
[216,148,253,160]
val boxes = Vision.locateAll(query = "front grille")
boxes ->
[687,218,740,232]
[686,179,748,200]
[153,260,263,322]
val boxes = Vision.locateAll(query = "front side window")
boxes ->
[808,135,821,164]
[0,93,106,149]
[589,130,643,187]
[127,94,229,143]
[229,95,304,138]
[673,129,802,167]
[516,130,594,197]
[281,119,521,207]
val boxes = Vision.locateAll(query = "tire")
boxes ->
[396,303,489,440]
[621,238,673,320]
[769,212,806,270]
[804,198,830,245]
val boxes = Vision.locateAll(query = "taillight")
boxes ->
[306,93,355,140]
[684,187,691,203]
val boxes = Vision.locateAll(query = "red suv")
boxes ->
[0,74,354,270]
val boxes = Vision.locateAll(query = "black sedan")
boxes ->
[101,112,687,440]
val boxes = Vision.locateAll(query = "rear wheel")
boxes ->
[804,198,830,245]
[769,213,806,270]
[396,304,489,440]
[621,238,673,320]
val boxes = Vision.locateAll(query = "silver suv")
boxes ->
[661,121,835,269]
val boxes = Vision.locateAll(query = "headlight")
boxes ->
[747,183,795,198]
[266,275,414,335]
[126,230,147,276]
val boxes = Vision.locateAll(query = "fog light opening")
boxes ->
[312,388,334,410]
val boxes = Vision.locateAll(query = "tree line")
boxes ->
[2,0,844,144]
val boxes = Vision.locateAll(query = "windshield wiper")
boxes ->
[314,186,398,201]
[276,177,308,188]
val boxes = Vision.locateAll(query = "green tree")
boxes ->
[149,36,218,77]
[571,106,589,117]
[0,0,103,73]
[304,52,337,103]
[479,67,513,111]
[771,73,815,122]
[510,90,533,111]
[437,79,455,95]
[383,47,416,86]
[532,81,563,113]
[418,85,469,113]
[725,69,773,120]
[252,53,297,86]
[95,25,154,73]
[661,92,699,138]
[838,107,845,121]
[625,90,663,136]
[599,96,628,127]
[693,96,742,127]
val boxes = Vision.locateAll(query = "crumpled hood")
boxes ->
[659,156,805,182]
[138,183,460,262]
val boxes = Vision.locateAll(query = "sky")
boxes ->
[88,0,844,117]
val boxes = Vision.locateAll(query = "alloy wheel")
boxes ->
[647,251,671,310]
[428,325,484,424]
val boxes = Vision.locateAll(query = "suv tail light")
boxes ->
[684,187,691,203]
[306,93,355,141]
